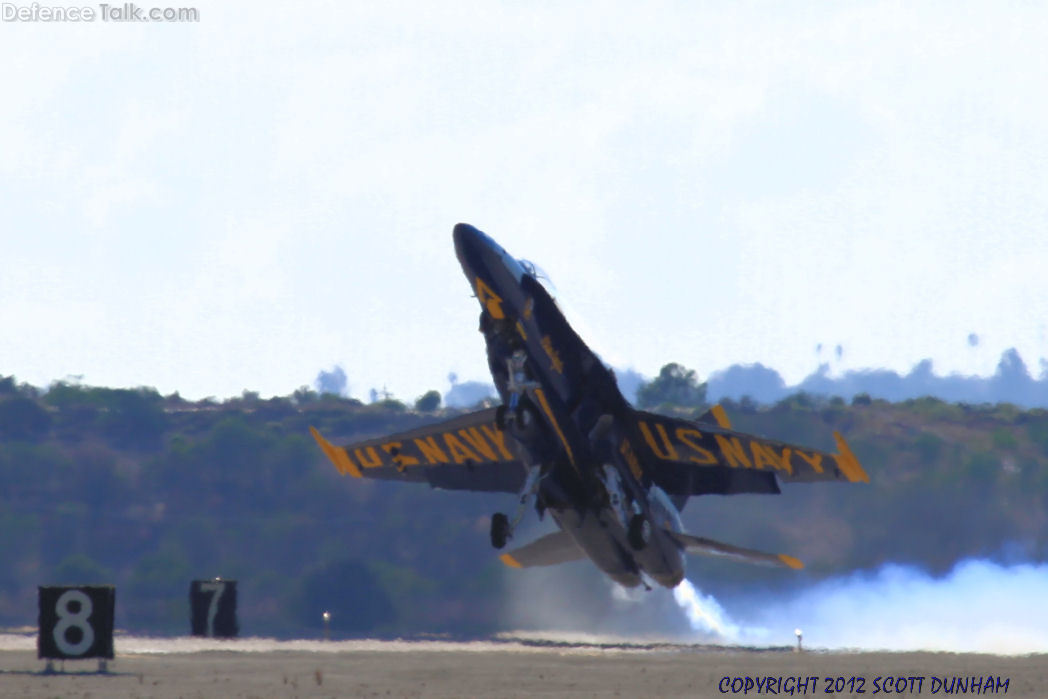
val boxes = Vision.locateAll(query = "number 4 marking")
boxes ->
[475,278,505,319]
[200,582,226,636]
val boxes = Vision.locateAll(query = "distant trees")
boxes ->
[38,383,166,450]
[97,388,166,450]
[52,553,114,585]
[0,395,51,440]
[414,390,441,412]
[292,386,318,405]
[5,373,1048,636]
[706,347,1048,408]
[295,558,395,633]
[635,362,708,410]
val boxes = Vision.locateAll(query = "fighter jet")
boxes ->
[311,224,868,589]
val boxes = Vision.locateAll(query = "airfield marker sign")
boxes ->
[190,578,239,637]
[37,585,115,665]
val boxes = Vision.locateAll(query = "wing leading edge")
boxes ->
[310,408,529,493]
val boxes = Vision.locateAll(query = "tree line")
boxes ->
[0,367,1045,637]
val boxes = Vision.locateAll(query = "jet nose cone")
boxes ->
[453,222,493,273]
[453,222,482,254]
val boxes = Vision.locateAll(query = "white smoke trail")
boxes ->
[505,544,1048,654]
[741,559,1048,654]
[672,558,1048,654]
[671,578,747,641]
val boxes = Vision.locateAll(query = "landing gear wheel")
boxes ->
[495,405,508,430]
[627,514,650,551]
[509,403,539,441]
[490,512,510,549]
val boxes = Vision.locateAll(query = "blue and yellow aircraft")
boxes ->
[311,224,868,589]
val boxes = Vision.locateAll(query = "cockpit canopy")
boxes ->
[518,258,557,297]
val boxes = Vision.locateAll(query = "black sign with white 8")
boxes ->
[37,586,115,660]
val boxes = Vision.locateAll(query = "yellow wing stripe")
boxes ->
[309,426,363,478]
[711,404,732,429]
[778,554,804,570]
[499,553,523,568]
[832,431,870,483]
[532,388,577,470]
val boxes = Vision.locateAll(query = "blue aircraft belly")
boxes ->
[550,507,642,588]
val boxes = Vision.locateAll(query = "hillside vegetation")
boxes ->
[1,371,1045,637]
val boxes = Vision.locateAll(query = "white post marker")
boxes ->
[795,628,803,652]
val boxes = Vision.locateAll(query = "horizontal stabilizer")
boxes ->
[499,531,585,569]
[667,531,803,570]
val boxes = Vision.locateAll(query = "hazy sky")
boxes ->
[3,1,1047,401]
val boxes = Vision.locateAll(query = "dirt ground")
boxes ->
[0,641,1044,698]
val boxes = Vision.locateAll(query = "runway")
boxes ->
[0,633,1044,697]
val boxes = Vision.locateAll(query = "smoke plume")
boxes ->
[505,554,1048,654]
[677,558,1048,655]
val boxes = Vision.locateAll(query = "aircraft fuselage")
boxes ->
[453,223,686,588]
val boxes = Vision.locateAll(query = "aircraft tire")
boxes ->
[510,402,540,441]
[627,514,649,551]
[490,512,510,549]
[495,405,508,430]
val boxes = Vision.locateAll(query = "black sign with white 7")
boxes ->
[189,579,238,638]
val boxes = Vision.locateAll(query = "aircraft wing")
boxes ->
[310,408,528,493]
[629,408,869,497]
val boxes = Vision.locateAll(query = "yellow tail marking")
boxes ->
[532,388,577,470]
[711,404,732,429]
[778,554,804,570]
[309,426,362,478]
[833,431,870,483]
[499,553,523,568]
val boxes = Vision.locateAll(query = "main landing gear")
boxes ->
[491,513,510,549]
[490,463,544,550]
